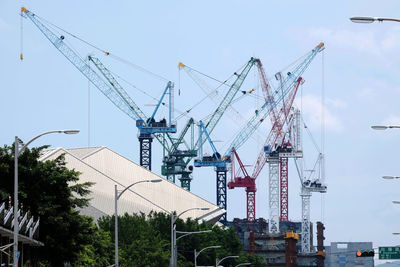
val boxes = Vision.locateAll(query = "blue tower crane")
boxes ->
[88,56,176,170]
[22,7,176,171]
[194,120,226,168]
[162,58,258,191]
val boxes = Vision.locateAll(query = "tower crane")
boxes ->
[227,77,302,225]
[223,42,324,224]
[88,56,176,170]
[223,42,325,156]
[194,121,226,168]
[163,58,258,193]
[292,112,327,253]
[21,7,177,171]
[228,148,256,222]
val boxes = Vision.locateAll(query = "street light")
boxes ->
[383,176,400,179]
[216,255,239,267]
[170,207,210,267]
[194,245,221,267]
[114,179,162,267]
[235,263,251,267]
[392,201,400,204]
[372,125,400,130]
[350,17,400,24]
[13,129,79,267]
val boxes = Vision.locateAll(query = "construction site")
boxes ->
[18,6,329,266]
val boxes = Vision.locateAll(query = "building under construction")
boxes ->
[227,218,326,267]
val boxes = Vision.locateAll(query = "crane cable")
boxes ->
[180,62,259,127]
[20,10,24,60]
[110,70,192,120]
[31,13,181,119]
[175,64,244,121]
[321,49,326,222]
[30,13,260,125]
[34,13,169,82]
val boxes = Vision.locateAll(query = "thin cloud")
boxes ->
[306,27,380,56]
[296,94,344,133]
[297,26,400,58]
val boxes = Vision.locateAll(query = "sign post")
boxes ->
[379,247,400,259]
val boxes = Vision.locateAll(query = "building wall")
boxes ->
[325,242,374,267]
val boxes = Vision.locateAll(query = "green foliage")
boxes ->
[0,144,112,266]
[0,143,266,266]
[98,211,266,267]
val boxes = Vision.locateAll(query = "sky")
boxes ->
[2,0,400,263]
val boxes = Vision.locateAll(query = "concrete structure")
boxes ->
[227,218,319,266]
[39,146,225,223]
[325,242,374,267]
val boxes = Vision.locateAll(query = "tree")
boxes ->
[98,211,267,267]
[0,144,113,266]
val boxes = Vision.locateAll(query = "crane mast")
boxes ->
[226,43,323,229]
[88,56,177,170]
[291,109,327,253]
[227,78,302,224]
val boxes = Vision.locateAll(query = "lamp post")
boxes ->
[13,130,79,267]
[194,245,221,267]
[215,255,239,267]
[235,263,251,267]
[114,179,162,267]
[372,125,400,130]
[350,17,400,24]
[383,176,400,179]
[170,207,210,267]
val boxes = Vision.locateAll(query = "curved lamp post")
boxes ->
[194,245,221,267]
[216,255,239,267]
[170,207,210,267]
[350,17,400,24]
[13,130,79,266]
[114,179,162,267]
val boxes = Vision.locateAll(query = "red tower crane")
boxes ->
[228,76,303,223]
[228,148,256,221]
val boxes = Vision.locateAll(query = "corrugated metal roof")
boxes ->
[40,147,225,223]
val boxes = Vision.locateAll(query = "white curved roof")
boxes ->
[39,147,225,223]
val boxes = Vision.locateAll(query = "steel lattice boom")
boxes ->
[23,7,179,172]
[224,43,324,157]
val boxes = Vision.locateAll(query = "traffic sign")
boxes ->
[379,247,400,259]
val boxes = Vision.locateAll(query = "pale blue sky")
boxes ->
[2,1,400,262]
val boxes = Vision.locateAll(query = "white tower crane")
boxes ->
[293,109,327,253]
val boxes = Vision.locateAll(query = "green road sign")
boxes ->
[379,247,400,259]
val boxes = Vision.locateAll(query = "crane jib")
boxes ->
[23,7,175,154]
[198,57,258,148]
[224,43,324,156]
